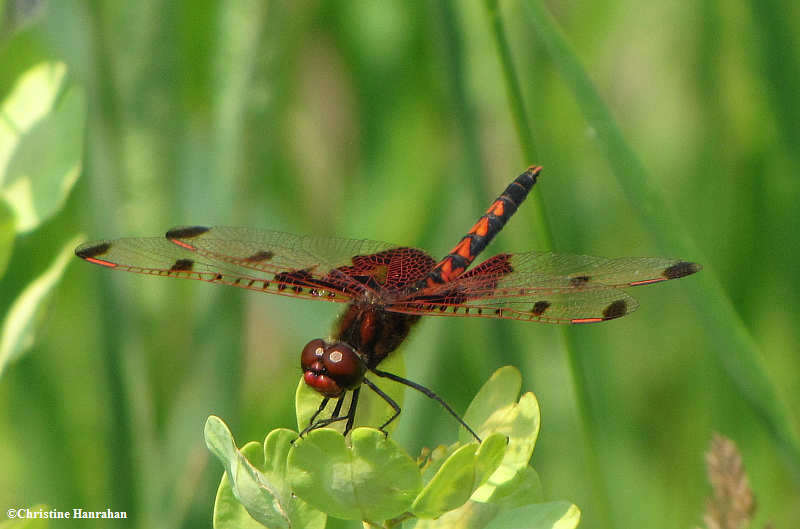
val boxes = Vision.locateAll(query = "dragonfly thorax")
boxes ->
[300,338,367,398]
[335,303,421,370]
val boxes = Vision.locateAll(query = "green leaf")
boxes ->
[288,427,422,521]
[489,466,544,510]
[0,61,85,232]
[0,197,15,278]
[473,433,508,489]
[213,443,279,529]
[410,433,505,519]
[483,501,580,529]
[412,442,478,519]
[0,235,80,377]
[412,369,546,528]
[413,496,573,529]
[205,416,325,529]
[460,366,524,442]
[461,366,541,503]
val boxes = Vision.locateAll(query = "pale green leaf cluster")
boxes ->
[206,366,580,529]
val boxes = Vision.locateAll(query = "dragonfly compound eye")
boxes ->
[300,339,365,398]
[322,342,366,391]
[301,338,341,396]
[300,338,326,372]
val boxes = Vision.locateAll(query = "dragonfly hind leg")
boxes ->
[371,369,482,442]
[362,377,401,436]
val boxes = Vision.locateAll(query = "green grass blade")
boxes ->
[521,0,800,478]
[483,0,538,163]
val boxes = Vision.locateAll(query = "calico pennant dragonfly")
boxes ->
[76,166,700,440]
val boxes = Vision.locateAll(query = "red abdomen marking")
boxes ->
[424,166,542,286]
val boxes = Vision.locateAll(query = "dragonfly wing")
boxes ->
[389,251,698,323]
[391,285,638,324]
[411,251,700,299]
[76,226,435,300]
[165,226,436,293]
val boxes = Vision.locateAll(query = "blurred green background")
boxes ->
[1,0,798,528]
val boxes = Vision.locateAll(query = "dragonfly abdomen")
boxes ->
[423,165,542,287]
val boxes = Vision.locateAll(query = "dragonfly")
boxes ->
[75,166,700,441]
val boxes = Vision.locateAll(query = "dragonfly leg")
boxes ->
[298,397,330,438]
[371,369,481,442]
[298,394,350,438]
[363,377,400,436]
[330,395,345,419]
[298,389,363,439]
[343,387,360,436]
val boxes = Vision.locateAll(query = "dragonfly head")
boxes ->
[301,339,366,398]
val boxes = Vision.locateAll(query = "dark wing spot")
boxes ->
[602,300,628,320]
[663,261,700,279]
[569,275,591,287]
[76,242,111,259]
[244,250,274,262]
[170,259,194,272]
[531,301,551,316]
[165,226,210,240]
[215,273,223,280]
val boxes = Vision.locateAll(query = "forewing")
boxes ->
[75,226,416,302]
[165,226,435,294]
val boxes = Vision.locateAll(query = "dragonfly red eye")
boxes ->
[301,339,365,398]
[323,342,366,390]
[300,338,326,371]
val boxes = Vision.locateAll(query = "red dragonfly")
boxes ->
[76,167,699,440]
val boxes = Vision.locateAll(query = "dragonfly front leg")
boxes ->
[298,394,348,437]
